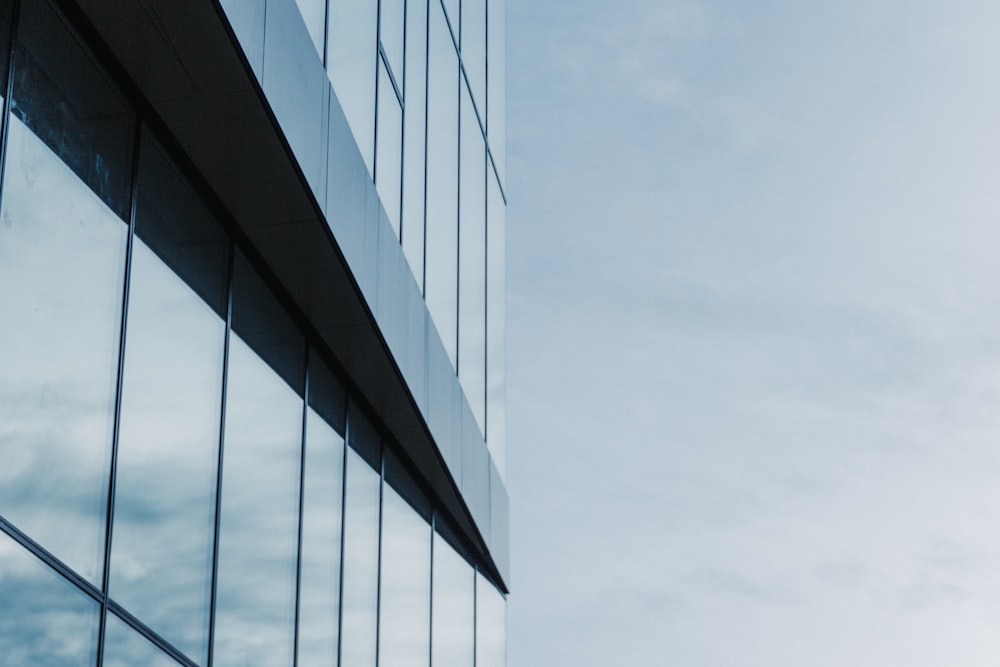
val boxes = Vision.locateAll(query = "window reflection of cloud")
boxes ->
[0,532,100,665]
[102,612,181,667]
[340,446,380,667]
[432,533,475,667]
[110,239,224,665]
[475,572,506,667]
[213,336,302,667]
[0,116,126,585]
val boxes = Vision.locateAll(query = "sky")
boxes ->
[504,0,1000,664]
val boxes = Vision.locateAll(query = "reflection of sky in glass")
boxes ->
[297,408,344,667]
[401,0,428,290]
[340,446,380,667]
[102,612,181,667]
[110,239,224,665]
[327,0,378,175]
[214,336,302,667]
[431,532,475,667]
[0,115,126,585]
[485,169,506,475]
[475,572,506,667]
[0,531,100,665]
[376,61,403,238]
[378,486,431,667]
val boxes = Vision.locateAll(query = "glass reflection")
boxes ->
[213,335,303,667]
[485,168,506,474]
[462,0,486,107]
[401,0,428,289]
[296,357,346,667]
[102,613,181,667]
[0,531,100,666]
[475,572,506,667]
[458,83,486,430]
[486,0,505,182]
[340,446,380,667]
[293,0,326,60]
[380,0,405,81]
[431,530,474,667]
[378,485,431,667]
[327,0,378,176]
[0,113,126,585]
[376,61,403,238]
[425,0,460,365]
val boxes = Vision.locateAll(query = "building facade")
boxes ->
[0,0,508,665]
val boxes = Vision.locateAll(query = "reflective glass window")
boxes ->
[294,0,326,60]
[458,82,486,430]
[0,0,12,105]
[327,0,378,176]
[376,61,403,238]
[442,0,459,40]
[425,0,459,365]
[0,531,100,665]
[461,0,485,108]
[378,483,431,667]
[214,254,305,667]
[340,431,381,667]
[0,0,133,584]
[297,355,347,667]
[485,167,505,474]
[486,0,504,182]
[380,0,405,82]
[103,613,182,667]
[109,134,228,665]
[475,572,506,667]
[401,0,428,289]
[431,529,474,667]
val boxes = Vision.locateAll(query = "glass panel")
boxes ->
[0,531,100,665]
[425,0,459,365]
[485,167,505,474]
[0,0,13,103]
[458,82,486,430]
[442,0,459,41]
[486,0,504,183]
[294,0,326,60]
[109,135,228,665]
[0,120,127,584]
[214,255,305,667]
[380,0,405,81]
[461,0,485,107]
[431,530,474,667]
[401,0,428,290]
[376,61,403,238]
[475,573,506,667]
[297,356,346,667]
[378,485,431,667]
[327,0,378,176]
[103,613,182,667]
[340,445,380,667]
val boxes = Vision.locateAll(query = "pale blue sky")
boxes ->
[505,1,1000,664]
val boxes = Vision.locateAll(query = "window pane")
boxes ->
[458,82,486,431]
[380,0,405,81]
[214,256,305,667]
[442,0,459,40]
[327,0,378,176]
[425,0,459,365]
[461,0,485,107]
[376,61,403,238]
[102,613,182,667]
[475,573,506,667]
[0,531,100,665]
[401,0,428,289]
[293,0,326,60]
[297,357,346,667]
[486,0,504,183]
[485,167,505,474]
[109,136,228,665]
[431,530,474,667]
[340,445,380,667]
[378,485,431,667]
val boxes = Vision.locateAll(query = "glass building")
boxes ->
[0,0,508,665]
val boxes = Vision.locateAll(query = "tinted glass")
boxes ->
[340,445,381,667]
[293,0,326,60]
[425,0,459,365]
[379,485,431,667]
[102,613,182,667]
[401,0,428,289]
[214,256,305,667]
[297,357,346,667]
[376,61,403,238]
[327,0,378,176]
[431,529,474,667]
[485,167,506,473]
[442,0,459,40]
[0,113,128,583]
[0,532,100,665]
[109,136,228,664]
[461,0,485,107]
[475,573,506,667]
[486,0,504,182]
[380,0,405,81]
[458,83,486,430]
